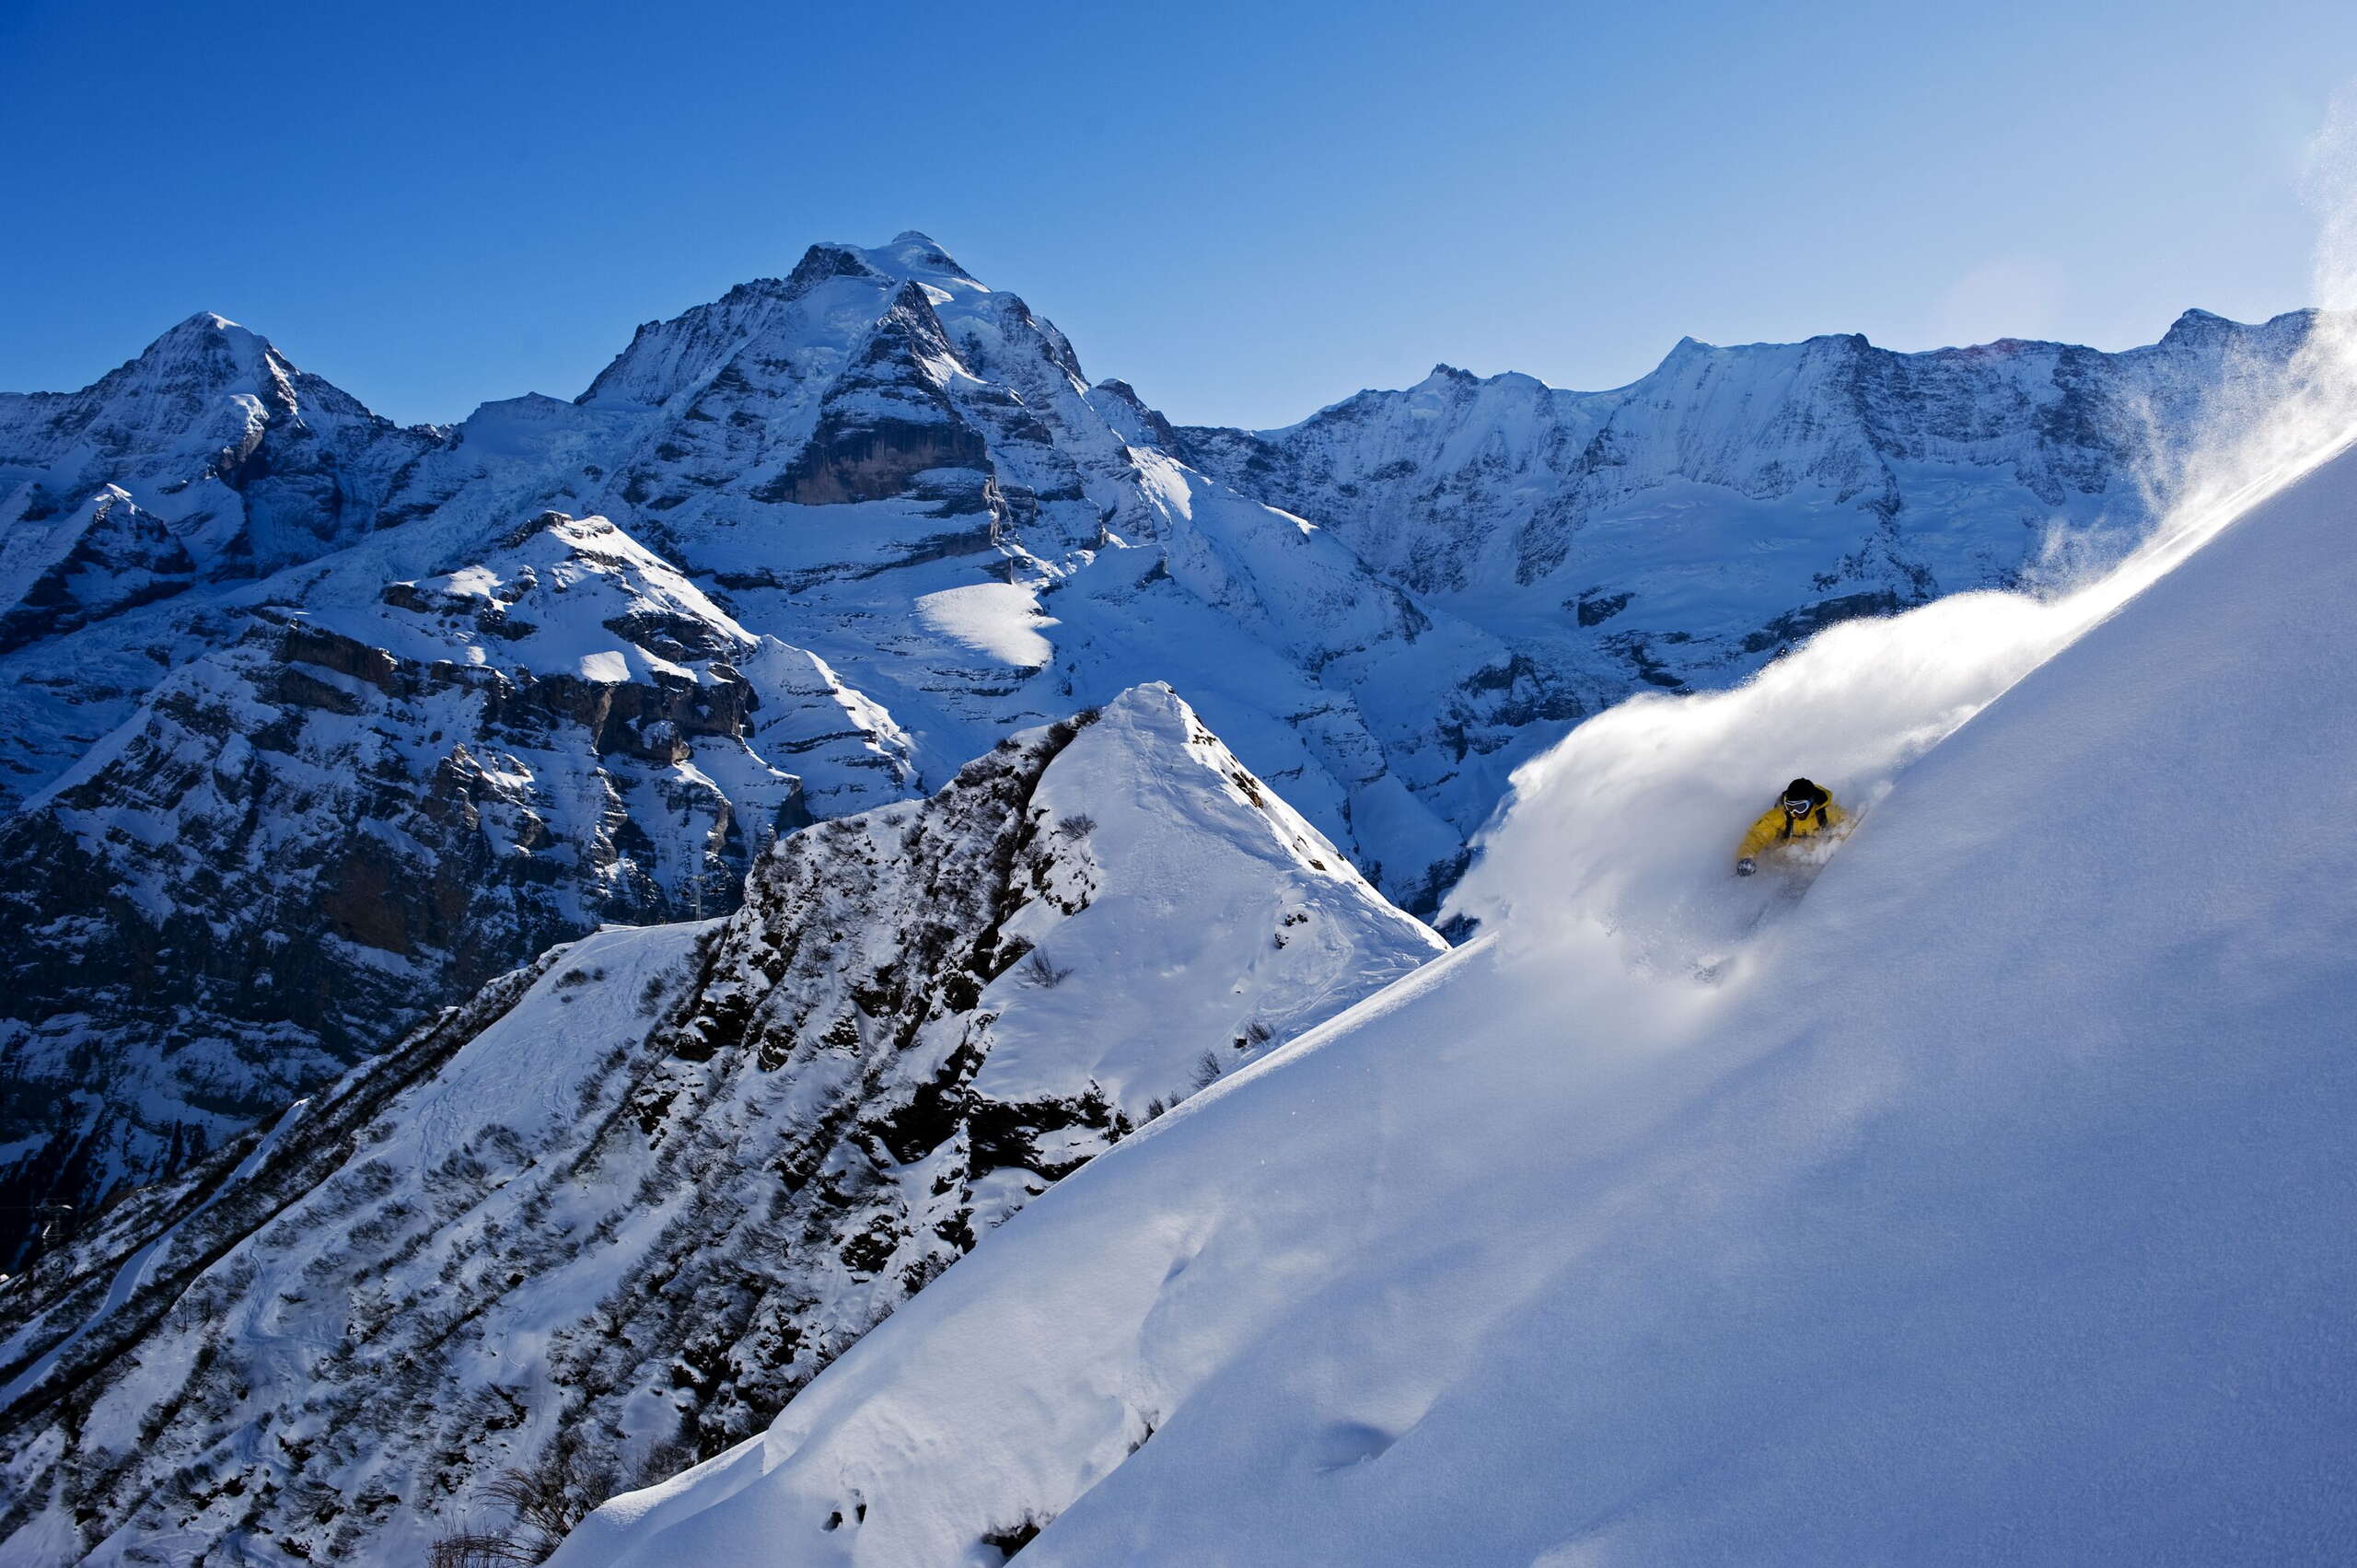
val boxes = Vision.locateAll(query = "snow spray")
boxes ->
[1446,90,2357,979]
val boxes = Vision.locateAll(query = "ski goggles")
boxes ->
[1782,796,1818,816]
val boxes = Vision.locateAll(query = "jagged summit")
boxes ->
[761,233,982,297]
[868,228,981,285]
[157,308,246,341]
[779,240,881,291]
[575,233,994,412]
[1271,308,2317,430]
[0,304,435,593]
[78,308,279,401]
[2152,304,2310,350]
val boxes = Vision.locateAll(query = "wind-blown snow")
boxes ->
[552,387,2357,1565]
[1449,280,2357,973]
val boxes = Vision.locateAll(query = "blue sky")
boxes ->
[6,0,2356,428]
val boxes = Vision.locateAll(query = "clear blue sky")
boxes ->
[6,0,2356,429]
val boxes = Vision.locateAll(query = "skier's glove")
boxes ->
[1736,857,1757,877]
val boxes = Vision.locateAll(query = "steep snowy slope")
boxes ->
[0,686,1440,1567]
[551,437,2357,1564]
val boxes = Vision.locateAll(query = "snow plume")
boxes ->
[1446,422,2350,973]
[1448,90,2357,973]
[2119,88,2357,589]
[1442,587,2071,974]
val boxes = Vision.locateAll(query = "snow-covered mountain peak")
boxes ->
[2160,306,2236,344]
[1653,331,1714,366]
[1085,377,1180,449]
[0,308,436,589]
[866,229,983,288]
[784,242,885,289]
[104,309,271,382]
[2151,306,2323,361]
[370,507,761,676]
[51,308,289,422]
[572,236,993,417]
[146,309,264,360]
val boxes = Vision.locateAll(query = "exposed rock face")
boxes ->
[0,486,195,654]
[0,312,438,589]
[0,513,830,1252]
[0,687,1441,1567]
[355,232,1538,899]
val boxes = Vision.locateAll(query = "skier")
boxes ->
[1735,777,1845,877]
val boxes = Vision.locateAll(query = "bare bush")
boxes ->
[981,1513,1050,1557]
[427,1532,538,1567]
[429,1444,615,1566]
[1022,949,1074,989]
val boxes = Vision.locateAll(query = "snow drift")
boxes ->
[552,404,2357,1560]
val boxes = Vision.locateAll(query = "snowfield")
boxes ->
[554,432,2357,1562]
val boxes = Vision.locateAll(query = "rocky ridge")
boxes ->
[0,686,1440,1566]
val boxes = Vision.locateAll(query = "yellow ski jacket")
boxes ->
[1736,796,1846,864]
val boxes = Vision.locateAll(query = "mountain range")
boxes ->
[0,231,2340,1564]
